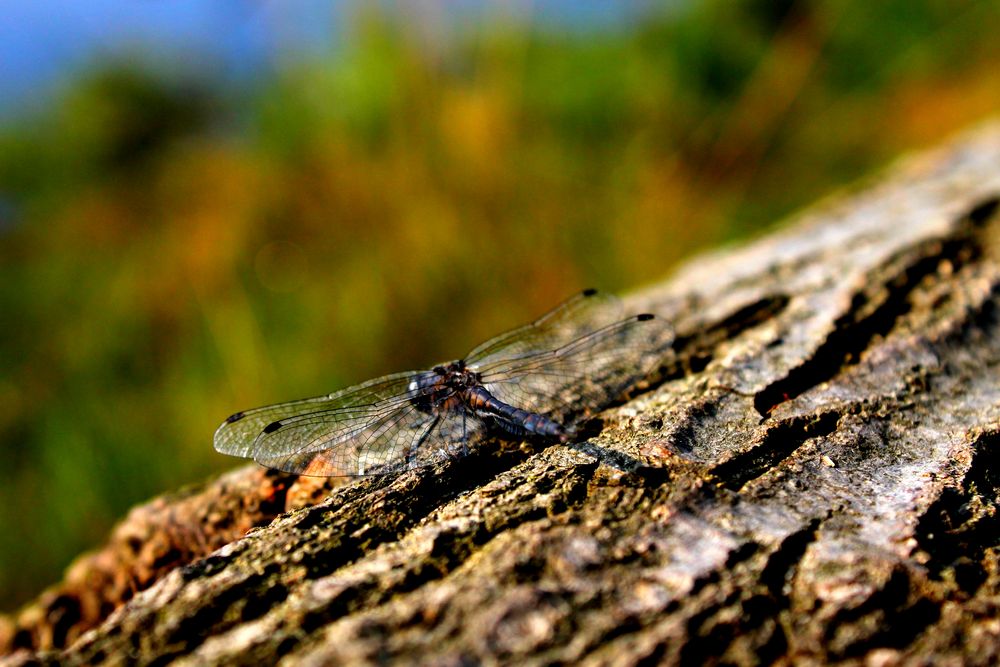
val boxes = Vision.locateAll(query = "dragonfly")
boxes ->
[214,289,667,477]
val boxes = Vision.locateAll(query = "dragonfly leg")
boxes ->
[354,442,368,476]
[405,415,441,469]
[458,410,470,458]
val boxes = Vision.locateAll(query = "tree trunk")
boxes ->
[5,122,1000,666]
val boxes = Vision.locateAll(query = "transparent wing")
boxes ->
[478,314,671,423]
[256,402,487,476]
[465,289,624,368]
[252,402,432,476]
[213,370,433,459]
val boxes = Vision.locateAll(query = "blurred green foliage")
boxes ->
[1,0,999,609]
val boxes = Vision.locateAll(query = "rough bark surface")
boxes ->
[4,122,1000,666]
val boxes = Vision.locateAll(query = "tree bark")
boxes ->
[5,122,1000,666]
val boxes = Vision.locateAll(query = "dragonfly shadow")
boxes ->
[354,435,533,496]
[565,440,643,474]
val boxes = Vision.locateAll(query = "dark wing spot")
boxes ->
[582,287,598,297]
[263,420,283,434]
[225,411,245,424]
[637,313,655,321]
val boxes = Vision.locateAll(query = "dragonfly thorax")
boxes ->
[414,361,484,411]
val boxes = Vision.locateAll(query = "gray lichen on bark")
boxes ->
[4,122,1000,665]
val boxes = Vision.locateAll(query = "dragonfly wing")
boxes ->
[369,404,487,473]
[465,289,624,368]
[255,402,487,476]
[213,370,432,459]
[252,402,434,476]
[479,314,671,422]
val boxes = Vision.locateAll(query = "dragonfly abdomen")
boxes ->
[465,386,566,441]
